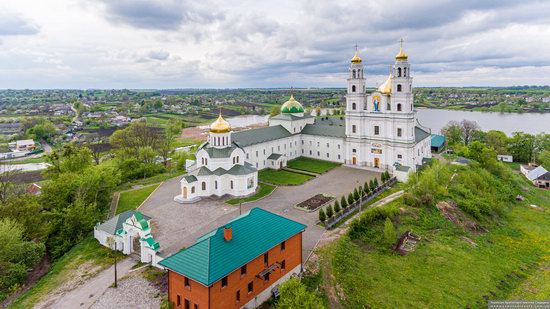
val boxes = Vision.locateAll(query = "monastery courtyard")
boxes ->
[139,165,379,261]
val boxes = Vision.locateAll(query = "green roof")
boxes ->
[134,212,149,230]
[232,125,292,147]
[159,208,306,286]
[415,126,430,143]
[183,175,197,183]
[96,210,151,235]
[267,153,282,160]
[142,236,160,251]
[302,124,345,138]
[199,145,239,158]
[431,134,446,148]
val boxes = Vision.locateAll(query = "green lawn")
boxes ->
[319,170,550,308]
[9,237,123,309]
[287,157,341,174]
[226,183,276,205]
[258,169,314,186]
[116,184,159,214]
[6,156,47,164]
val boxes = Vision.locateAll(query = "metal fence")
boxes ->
[324,177,398,229]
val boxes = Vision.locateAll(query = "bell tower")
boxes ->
[345,46,367,138]
[391,39,413,114]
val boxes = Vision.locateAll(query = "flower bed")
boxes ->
[296,194,334,212]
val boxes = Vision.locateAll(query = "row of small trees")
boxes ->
[318,171,392,223]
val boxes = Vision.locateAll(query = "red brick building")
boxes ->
[159,208,306,309]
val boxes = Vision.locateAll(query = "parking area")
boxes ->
[139,166,380,261]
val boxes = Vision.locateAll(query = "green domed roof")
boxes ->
[280,94,304,114]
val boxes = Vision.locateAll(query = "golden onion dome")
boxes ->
[351,52,362,64]
[395,46,408,61]
[378,75,392,94]
[210,113,231,133]
[280,94,304,114]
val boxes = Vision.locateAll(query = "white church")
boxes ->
[174,44,432,203]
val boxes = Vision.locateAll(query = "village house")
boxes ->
[520,164,547,181]
[159,208,306,309]
[9,139,36,152]
[533,172,550,189]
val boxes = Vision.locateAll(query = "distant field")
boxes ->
[287,157,341,174]
[258,169,313,186]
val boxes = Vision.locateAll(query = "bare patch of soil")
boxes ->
[296,194,334,211]
[436,201,487,233]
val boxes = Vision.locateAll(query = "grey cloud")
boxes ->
[97,0,222,30]
[0,13,39,36]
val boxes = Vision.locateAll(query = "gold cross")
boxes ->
[399,38,404,48]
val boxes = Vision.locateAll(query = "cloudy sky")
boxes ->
[1,0,550,89]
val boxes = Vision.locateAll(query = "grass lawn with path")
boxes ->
[116,184,160,214]
[9,237,122,309]
[316,165,550,308]
[226,183,276,205]
[287,157,341,174]
[258,169,314,186]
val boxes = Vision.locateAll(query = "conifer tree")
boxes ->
[326,204,334,218]
[333,201,341,213]
[341,196,348,208]
[354,188,360,200]
[348,193,354,204]
[318,208,326,222]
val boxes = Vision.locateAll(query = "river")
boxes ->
[224,109,549,135]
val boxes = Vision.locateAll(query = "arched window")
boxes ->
[397,104,402,111]
[230,180,234,189]
[205,158,208,165]
[398,67,402,77]
[352,102,356,110]
[397,84,402,92]
[191,186,195,194]
[201,182,206,191]
[352,69,356,78]
[215,181,218,189]
[404,68,407,77]
[357,69,361,78]
[352,85,356,92]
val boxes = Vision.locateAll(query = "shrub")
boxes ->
[341,196,348,208]
[383,217,397,245]
[318,208,326,223]
[326,205,334,218]
[276,277,324,309]
[354,188,360,200]
[333,201,341,213]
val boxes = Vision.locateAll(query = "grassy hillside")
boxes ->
[317,161,550,308]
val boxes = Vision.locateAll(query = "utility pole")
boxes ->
[114,242,118,288]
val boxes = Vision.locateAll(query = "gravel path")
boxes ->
[91,276,162,309]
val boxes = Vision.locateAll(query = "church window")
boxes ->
[374,126,380,135]
[317,151,320,156]
[397,128,402,137]
[317,142,320,147]
[352,69,356,78]
[230,181,233,189]
[263,149,266,155]
[309,150,312,155]
[387,103,391,111]
[215,181,218,189]
[326,153,329,158]
[301,140,304,145]
[326,143,329,148]
[352,102,356,110]
[302,149,304,154]
[256,151,258,157]
[338,154,341,159]
[246,153,249,159]
[352,85,356,92]
[352,125,356,133]
[397,104,402,111]
[398,67,402,77]
[404,68,407,76]
[201,182,206,191]
[191,187,195,194]
[397,84,402,92]
[204,158,208,165]
[352,148,356,153]
[338,144,341,149]
[398,154,402,159]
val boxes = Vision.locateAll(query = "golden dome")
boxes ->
[351,52,362,64]
[280,94,304,113]
[210,113,231,133]
[395,46,408,61]
[378,75,392,94]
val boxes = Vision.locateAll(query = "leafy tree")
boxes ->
[318,208,326,223]
[486,130,508,154]
[538,150,550,170]
[383,217,397,245]
[441,121,463,145]
[508,132,535,163]
[460,120,481,145]
[269,106,280,118]
[110,121,162,157]
[326,205,333,218]
[276,277,324,309]
[26,120,57,141]
[0,195,48,242]
[333,201,341,213]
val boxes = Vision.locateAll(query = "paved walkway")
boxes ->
[43,258,135,309]
[139,166,380,261]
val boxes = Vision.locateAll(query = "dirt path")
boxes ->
[35,258,136,309]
